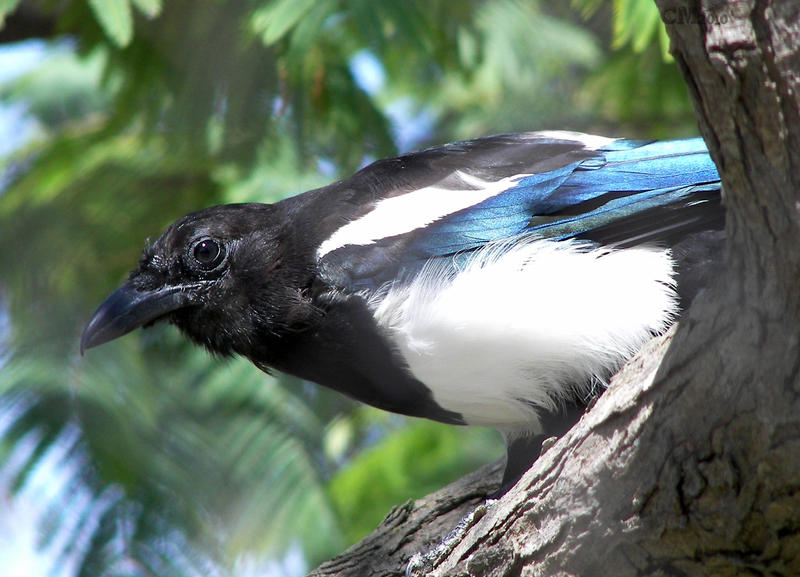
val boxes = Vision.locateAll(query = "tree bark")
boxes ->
[311,1,800,575]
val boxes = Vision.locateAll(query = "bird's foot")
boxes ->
[405,498,498,577]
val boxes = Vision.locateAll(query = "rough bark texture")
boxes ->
[311,1,800,576]
[310,460,504,577]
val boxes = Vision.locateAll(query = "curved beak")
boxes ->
[80,283,189,354]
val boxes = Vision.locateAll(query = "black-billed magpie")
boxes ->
[81,131,724,489]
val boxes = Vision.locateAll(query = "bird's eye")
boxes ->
[192,238,224,268]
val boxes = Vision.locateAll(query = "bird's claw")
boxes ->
[405,498,497,577]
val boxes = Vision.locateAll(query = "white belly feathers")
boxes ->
[367,238,678,431]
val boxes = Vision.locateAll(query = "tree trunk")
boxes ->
[310,1,800,575]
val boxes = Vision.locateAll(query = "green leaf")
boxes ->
[658,20,673,60]
[570,0,605,19]
[575,0,670,60]
[0,0,22,27]
[131,0,162,18]
[612,0,664,54]
[88,0,133,47]
[251,0,318,44]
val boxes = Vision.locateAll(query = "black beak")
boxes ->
[80,283,189,354]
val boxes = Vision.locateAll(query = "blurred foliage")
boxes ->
[572,0,669,56]
[0,44,109,127]
[328,422,500,543]
[0,0,697,575]
[430,0,602,137]
[0,0,22,28]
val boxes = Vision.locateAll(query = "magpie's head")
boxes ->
[81,203,315,357]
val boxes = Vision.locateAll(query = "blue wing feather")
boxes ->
[409,137,720,257]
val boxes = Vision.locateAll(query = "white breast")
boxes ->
[367,238,678,432]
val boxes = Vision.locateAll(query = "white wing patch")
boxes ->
[368,238,677,431]
[316,172,526,258]
[532,130,617,150]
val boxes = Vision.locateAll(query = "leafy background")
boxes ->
[0,1,696,575]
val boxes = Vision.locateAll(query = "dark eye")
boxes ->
[192,238,224,268]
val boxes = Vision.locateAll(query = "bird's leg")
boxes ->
[405,402,588,576]
[496,401,588,494]
[495,433,553,495]
[404,436,551,575]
